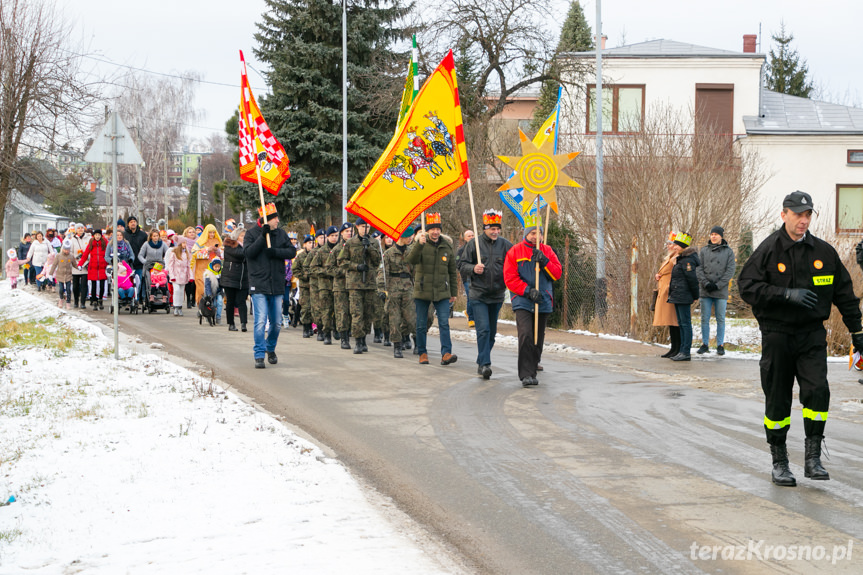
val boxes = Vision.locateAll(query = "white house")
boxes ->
[562,37,863,242]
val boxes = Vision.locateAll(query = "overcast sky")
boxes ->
[62,0,862,144]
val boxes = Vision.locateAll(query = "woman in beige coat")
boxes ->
[653,235,680,357]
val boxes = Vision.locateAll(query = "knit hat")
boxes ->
[61,239,72,251]
[710,225,724,238]
[7,249,16,259]
[672,231,692,248]
[117,218,126,228]
[207,258,222,274]
[522,214,543,239]
[127,215,138,224]
[92,229,102,236]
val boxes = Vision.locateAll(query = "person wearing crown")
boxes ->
[458,209,512,380]
[244,202,297,369]
[503,215,562,387]
[666,232,700,362]
[406,212,459,366]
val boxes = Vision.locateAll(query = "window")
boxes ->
[848,150,863,165]
[587,85,644,134]
[836,185,863,232]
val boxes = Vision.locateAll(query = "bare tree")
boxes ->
[0,0,101,232]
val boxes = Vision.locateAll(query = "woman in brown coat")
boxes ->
[653,235,680,357]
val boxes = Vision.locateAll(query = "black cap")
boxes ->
[354,216,366,226]
[315,228,325,237]
[339,222,352,232]
[303,234,314,244]
[325,226,339,236]
[127,215,138,223]
[783,190,814,213]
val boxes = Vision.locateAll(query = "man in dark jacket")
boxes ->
[244,203,297,369]
[666,232,700,362]
[695,226,736,356]
[406,212,458,366]
[458,209,512,379]
[740,191,863,487]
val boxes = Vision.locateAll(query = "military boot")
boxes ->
[383,333,391,347]
[804,436,830,480]
[303,324,312,338]
[360,336,369,353]
[333,330,341,340]
[353,338,363,354]
[323,331,332,345]
[341,335,351,350]
[393,342,403,358]
[402,335,411,350]
[770,444,797,487]
[316,329,324,341]
[373,327,382,344]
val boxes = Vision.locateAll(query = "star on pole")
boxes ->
[496,129,581,214]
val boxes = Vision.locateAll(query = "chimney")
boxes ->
[743,34,757,53]
[593,34,608,49]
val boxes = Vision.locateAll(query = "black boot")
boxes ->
[412,334,419,355]
[361,336,369,353]
[662,326,681,358]
[341,335,351,350]
[373,327,382,344]
[333,330,341,340]
[353,338,363,354]
[770,444,797,486]
[323,331,332,345]
[402,335,411,350]
[316,329,324,341]
[804,436,830,480]
[393,342,403,358]
[303,324,312,338]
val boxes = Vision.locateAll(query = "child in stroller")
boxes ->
[144,262,171,313]
[108,260,138,313]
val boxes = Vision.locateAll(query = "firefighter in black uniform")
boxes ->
[739,190,863,486]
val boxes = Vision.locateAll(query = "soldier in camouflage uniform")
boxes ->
[378,228,416,358]
[327,222,353,349]
[338,216,382,354]
[309,226,339,345]
[294,234,316,337]
[371,232,393,346]
[309,228,326,340]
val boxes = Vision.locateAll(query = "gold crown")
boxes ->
[482,209,502,226]
[672,231,692,247]
[523,214,540,228]
[425,212,442,226]
[257,202,278,218]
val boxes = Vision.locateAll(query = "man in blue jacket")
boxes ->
[244,203,297,369]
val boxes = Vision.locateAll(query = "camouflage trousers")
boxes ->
[334,290,351,335]
[318,289,335,332]
[386,289,416,342]
[373,291,388,333]
[349,289,376,338]
[310,284,322,327]
[299,286,312,325]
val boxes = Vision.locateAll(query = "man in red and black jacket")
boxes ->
[503,220,562,387]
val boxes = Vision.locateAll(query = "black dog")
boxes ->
[198,295,216,326]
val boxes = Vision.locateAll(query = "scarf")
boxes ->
[148,239,163,250]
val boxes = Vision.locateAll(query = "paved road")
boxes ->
[89,306,863,574]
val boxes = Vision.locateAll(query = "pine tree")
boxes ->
[229,0,409,225]
[766,24,814,98]
[531,1,593,130]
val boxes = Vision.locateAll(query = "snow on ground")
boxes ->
[0,283,462,574]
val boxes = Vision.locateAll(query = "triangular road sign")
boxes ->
[84,112,144,165]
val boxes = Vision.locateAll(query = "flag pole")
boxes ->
[543,202,551,245]
[466,178,481,257]
[534,195,540,345]
[240,50,271,247]
[253,162,272,248]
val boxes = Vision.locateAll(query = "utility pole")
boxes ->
[595,0,607,320]
[163,147,169,230]
[197,159,202,227]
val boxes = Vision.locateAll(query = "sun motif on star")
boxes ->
[496,129,581,213]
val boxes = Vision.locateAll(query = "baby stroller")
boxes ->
[107,263,140,314]
[143,262,172,314]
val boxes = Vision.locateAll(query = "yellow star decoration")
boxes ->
[496,129,581,214]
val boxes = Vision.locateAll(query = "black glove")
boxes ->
[526,288,542,303]
[265,247,277,258]
[361,235,370,247]
[853,331,863,353]
[705,281,718,292]
[356,263,369,272]
[530,248,549,267]
[378,292,387,302]
[262,225,273,236]
[784,288,818,310]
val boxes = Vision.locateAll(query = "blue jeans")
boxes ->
[472,300,502,366]
[463,279,474,321]
[118,287,134,299]
[415,298,452,356]
[251,293,283,359]
[700,297,727,346]
[215,292,224,321]
[675,304,693,356]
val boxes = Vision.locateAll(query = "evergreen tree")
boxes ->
[187,179,198,214]
[531,1,593,130]
[765,24,814,98]
[228,0,409,225]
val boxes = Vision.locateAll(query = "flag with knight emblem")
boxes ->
[239,50,290,195]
